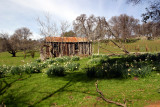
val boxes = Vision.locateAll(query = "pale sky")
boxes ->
[0,0,149,39]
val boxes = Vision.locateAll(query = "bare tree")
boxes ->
[73,14,97,54]
[37,13,58,38]
[73,14,130,54]
[60,21,70,37]
[13,27,32,56]
[73,14,97,40]
[138,21,160,38]
[94,17,109,54]
[0,33,20,57]
[0,27,33,57]
[37,13,58,59]
[109,14,139,41]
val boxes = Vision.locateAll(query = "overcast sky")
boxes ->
[0,0,149,39]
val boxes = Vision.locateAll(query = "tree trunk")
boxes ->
[98,40,100,55]
[12,52,16,57]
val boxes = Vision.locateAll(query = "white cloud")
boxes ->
[10,0,79,21]
[31,32,43,40]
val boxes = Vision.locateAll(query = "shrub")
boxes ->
[122,66,152,78]
[71,56,80,61]
[21,65,33,74]
[55,56,71,63]
[0,65,10,77]
[46,65,65,76]
[86,65,96,78]
[35,59,41,63]
[151,62,160,71]
[92,54,102,58]
[91,54,108,61]
[66,62,80,71]
[88,58,104,65]
[114,38,140,43]
[55,57,65,63]
[10,66,23,75]
[101,54,109,59]
[86,59,153,79]
[40,62,48,68]
[62,56,71,62]
[45,59,55,64]
[101,62,124,78]
[23,62,43,73]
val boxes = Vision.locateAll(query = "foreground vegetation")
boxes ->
[0,51,160,106]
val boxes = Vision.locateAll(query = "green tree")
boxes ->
[61,30,76,37]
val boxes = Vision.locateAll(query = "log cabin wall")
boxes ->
[45,37,92,57]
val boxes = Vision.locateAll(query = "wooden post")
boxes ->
[90,42,92,55]
[89,42,90,55]
[86,43,89,55]
[73,43,75,55]
[98,40,100,55]
[80,43,82,55]
[68,43,70,56]
[83,42,85,54]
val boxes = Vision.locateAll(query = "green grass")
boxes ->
[1,56,160,106]
[1,40,160,106]
[0,52,39,66]
[93,39,160,54]
[1,67,160,106]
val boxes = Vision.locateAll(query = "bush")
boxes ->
[92,54,102,58]
[21,65,33,74]
[10,66,23,75]
[88,58,105,65]
[45,59,55,64]
[62,56,71,62]
[66,62,80,71]
[114,38,140,43]
[71,56,80,61]
[46,65,65,76]
[91,54,108,60]
[0,65,10,77]
[151,62,160,71]
[39,62,48,68]
[23,62,43,74]
[122,66,152,78]
[86,65,96,78]
[35,59,41,63]
[55,57,65,63]
[99,39,110,43]
[55,56,71,63]
[86,59,153,79]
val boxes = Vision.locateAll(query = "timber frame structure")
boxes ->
[43,37,92,58]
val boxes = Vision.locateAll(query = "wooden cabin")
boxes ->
[44,37,92,57]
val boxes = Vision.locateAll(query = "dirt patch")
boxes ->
[145,101,160,107]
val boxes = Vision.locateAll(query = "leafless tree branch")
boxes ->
[95,80,127,107]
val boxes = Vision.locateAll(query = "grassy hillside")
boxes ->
[93,39,160,54]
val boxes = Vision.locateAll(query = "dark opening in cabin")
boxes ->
[54,43,58,48]
[75,43,78,50]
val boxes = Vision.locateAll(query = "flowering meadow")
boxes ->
[0,53,160,106]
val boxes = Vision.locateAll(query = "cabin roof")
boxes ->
[45,37,89,43]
